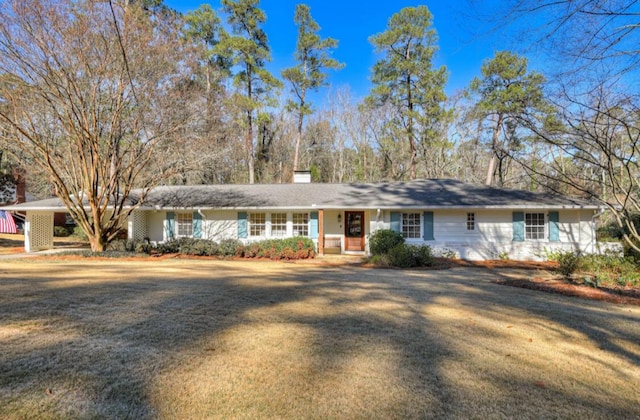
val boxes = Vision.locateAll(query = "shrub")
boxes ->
[71,226,88,240]
[218,238,244,257]
[369,229,404,256]
[579,253,640,287]
[156,238,182,254]
[134,240,153,254]
[412,244,434,266]
[388,244,434,268]
[545,248,640,287]
[552,250,580,278]
[106,239,127,252]
[368,254,392,268]
[107,239,153,254]
[240,237,315,260]
[54,226,72,237]
[178,239,218,256]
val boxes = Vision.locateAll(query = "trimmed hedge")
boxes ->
[239,237,315,260]
[107,237,315,260]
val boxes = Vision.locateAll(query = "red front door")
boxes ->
[344,211,365,251]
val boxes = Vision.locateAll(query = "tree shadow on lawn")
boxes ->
[462,266,640,367]
[0,262,639,418]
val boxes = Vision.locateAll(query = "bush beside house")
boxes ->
[107,237,316,261]
[368,229,434,268]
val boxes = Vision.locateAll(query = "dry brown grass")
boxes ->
[0,233,88,255]
[0,259,639,419]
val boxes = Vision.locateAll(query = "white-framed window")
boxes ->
[402,213,421,239]
[466,212,475,231]
[176,212,193,237]
[271,213,287,237]
[293,213,309,237]
[249,212,266,237]
[525,212,545,240]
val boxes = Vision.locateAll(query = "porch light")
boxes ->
[337,213,342,224]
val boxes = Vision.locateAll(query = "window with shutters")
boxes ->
[525,213,545,240]
[402,213,421,239]
[249,213,266,237]
[176,212,193,237]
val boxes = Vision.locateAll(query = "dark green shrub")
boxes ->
[240,237,315,260]
[218,238,244,257]
[134,240,153,254]
[554,250,580,278]
[412,244,434,266]
[157,238,182,254]
[388,244,434,268]
[54,226,72,237]
[178,239,218,256]
[71,226,88,240]
[369,229,404,256]
[388,244,415,268]
[107,239,153,254]
[106,239,127,252]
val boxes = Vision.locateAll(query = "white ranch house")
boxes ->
[1,178,601,260]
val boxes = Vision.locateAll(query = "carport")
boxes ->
[0,198,66,252]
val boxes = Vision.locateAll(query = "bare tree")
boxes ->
[0,0,199,251]
[469,0,640,80]
[519,86,640,251]
[467,0,640,248]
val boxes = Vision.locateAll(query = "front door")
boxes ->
[344,211,365,251]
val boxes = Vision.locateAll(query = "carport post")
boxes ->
[319,209,324,256]
[24,211,54,252]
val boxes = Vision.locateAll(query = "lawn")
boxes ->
[0,258,639,418]
[0,233,88,255]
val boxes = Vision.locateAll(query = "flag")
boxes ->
[0,210,17,234]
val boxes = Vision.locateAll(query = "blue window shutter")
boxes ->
[193,211,202,239]
[390,212,401,233]
[310,212,319,239]
[423,211,434,240]
[237,212,248,239]
[513,212,525,242]
[165,211,175,240]
[549,211,559,242]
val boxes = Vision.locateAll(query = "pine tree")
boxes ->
[281,4,343,178]
[367,6,448,180]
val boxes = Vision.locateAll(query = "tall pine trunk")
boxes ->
[485,113,503,185]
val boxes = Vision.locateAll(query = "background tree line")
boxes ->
[0,0,638,251]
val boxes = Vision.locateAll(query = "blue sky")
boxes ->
[165,0,507,105]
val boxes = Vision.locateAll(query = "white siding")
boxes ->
[146,211,166,243]
[202,210,238,242]
[371,209,596,261]
[580,209,596,253]
[134,207,597,261]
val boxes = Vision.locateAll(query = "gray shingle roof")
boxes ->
[0,179,599,211]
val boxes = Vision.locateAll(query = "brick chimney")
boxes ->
[13,168,26,204]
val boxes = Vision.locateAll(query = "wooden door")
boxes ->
[344,211,365,251]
